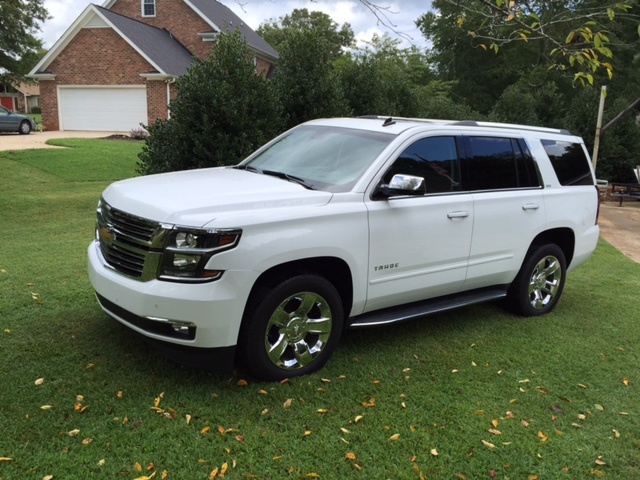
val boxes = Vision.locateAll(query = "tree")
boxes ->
[418,0,640,85]
[272,28,350,130]
[257,9,355,61]
[138,31,282,175]
[0,0,49,85]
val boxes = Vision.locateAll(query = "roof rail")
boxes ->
[450,120,572,136]
[358,115,572,136]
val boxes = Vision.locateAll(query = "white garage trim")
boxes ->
[57,85,147,132]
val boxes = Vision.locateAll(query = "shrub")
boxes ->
[137,30,283,175]
[129,128,149,140]
[31,106,41,114]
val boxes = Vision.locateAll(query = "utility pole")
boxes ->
[591,85,606,172]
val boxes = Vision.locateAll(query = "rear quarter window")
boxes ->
[541,140,594,186]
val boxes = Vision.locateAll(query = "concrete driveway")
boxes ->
[599,200,640,264]
[0,130,121,151]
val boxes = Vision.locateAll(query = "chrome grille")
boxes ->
[97,201,164,279]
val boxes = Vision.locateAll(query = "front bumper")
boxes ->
[88,240,256,353]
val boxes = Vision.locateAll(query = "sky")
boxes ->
[39,0,430,50]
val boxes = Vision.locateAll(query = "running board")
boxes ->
[348,286,508,329]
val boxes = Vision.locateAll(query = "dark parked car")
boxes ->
[0,106,37,134]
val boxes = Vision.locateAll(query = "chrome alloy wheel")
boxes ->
[528,255,562,310]
[264,291,333,370]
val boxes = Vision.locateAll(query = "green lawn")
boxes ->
[1,139,639,479]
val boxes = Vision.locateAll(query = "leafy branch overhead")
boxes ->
[419,0,640,85]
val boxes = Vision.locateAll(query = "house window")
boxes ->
[142,0,155,17]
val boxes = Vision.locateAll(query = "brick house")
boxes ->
[0,82,40,113]
[28,0,278,131]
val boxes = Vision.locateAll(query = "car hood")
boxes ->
[101,167,333,227]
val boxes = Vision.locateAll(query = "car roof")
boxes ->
[306,116,575,138]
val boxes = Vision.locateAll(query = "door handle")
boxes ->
[522,203,540,211]
[447,211,470,219]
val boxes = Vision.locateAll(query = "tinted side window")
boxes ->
[463,137,518,190]
[462,137,542,191]
[541,140,594,186]
[383,136,460,194]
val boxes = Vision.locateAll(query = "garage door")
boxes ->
[58,87,147,131]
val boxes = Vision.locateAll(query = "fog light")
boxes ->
[172,325,191,336]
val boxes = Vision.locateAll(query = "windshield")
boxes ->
[243,125,395,192]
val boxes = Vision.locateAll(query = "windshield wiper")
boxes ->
[262,170,316,190]
[233,164,260,173]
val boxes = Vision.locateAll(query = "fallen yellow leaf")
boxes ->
[481,440,495,448]
[430,448,439,456]
[236,379,248,386]
[0,458,13,462]
[221,462,229,475]
[345,452,356,460]
[68,429,80,436]
[201,426,211,436]
[489,429,502,435]
[389,433,400,441]
[35,377,44,386]
[537,431,548,442]
[134,461,143,472]
[258,389,268,395]
[283,398,293,408]
[82,438,93,445]
[613,429,620,438]
[354,415,364,422]
[97,459,105,466]
[40,405,53,411]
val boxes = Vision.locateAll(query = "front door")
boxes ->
[365,135,473,311]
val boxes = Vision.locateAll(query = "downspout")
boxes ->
[166,78,176,119]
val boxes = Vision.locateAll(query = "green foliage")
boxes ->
[273,28,350,130]
[137,30,282,175]
[0,0,49,84]
[2,147,640,478]
[257,8,354,61]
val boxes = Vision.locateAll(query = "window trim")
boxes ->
[141,0,156,17]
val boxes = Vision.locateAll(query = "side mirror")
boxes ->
[376,174,426,198]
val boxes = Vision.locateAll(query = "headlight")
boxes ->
[159,228,241,282]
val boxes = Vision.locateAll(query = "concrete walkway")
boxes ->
[0,131,121,151]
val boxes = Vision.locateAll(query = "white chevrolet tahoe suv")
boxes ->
[88,116,600,380]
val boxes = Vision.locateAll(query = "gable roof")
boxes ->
[96,6,194,76]
[101,0,278,61]
[185,0,279,61]
[29,4,194,79]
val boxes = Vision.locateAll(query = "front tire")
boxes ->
[239,273,344,381]
[508,244,566,316]
[19,120,32,135]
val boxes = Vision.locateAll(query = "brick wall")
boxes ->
[110,0,214,59]
[42,28,166,131]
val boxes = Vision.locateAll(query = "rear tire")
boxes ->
[508,244,566,316]
[239,273,344,381]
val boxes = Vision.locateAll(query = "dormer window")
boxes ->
[142,0,156,17]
